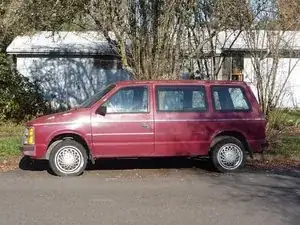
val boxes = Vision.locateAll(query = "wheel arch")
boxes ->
[45,132,92,160]
[210,130,252,156]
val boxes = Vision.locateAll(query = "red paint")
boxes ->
[21,80,268,159]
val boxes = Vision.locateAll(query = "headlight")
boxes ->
[24,127,35,145]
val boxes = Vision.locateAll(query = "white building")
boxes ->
[182,30,300,108]
[7,30,300,108]
[6,31,132,110]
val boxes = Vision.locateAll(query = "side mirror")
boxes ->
[96,105,107,116]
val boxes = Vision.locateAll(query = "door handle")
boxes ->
[141,123,149,128]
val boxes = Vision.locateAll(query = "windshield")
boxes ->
[78,84,116,108]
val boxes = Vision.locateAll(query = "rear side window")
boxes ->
[156,86,207,112]
[212,86,250,111]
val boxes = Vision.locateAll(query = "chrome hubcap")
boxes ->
[217,143,243,170]
[55,146,84,174]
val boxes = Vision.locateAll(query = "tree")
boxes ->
[277,0,300,30]
[0,0,49,121]
[5,0,257,80]
[244,0,300,115]
[179,0,268,80]
[4,0,300,118]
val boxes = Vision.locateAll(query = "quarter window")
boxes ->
[103,86,148,113]
[212,86,249,111]
[156,86,207,112]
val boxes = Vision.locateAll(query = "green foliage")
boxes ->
[0,53,49,122]
[281,109,300,126]
[266,109,300,160]
[0,136,21,160]
[266,109,300,131]
[0,123,23,160]
[0,121,24,137]
[269,135,300,160]
[267,110,290,130]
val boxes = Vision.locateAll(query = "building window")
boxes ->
[94,58,122,69]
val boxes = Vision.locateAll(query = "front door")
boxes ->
[91,85,154,157]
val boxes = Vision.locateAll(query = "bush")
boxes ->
[266,109,300,159]
[0,53,50,122]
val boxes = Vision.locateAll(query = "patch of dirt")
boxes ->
[246,156,300,175]
[0,156,21,172]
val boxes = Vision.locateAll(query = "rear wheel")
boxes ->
[211,137,245,172]
[49,139,88,176]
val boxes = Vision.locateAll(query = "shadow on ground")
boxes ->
[211,170,300,224]
[18,156,216,174]
[18,155,300,178]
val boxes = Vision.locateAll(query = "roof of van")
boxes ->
[115,80,247,85]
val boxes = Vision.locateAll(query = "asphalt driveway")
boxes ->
[0,158,299,225]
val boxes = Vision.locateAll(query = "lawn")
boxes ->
[283,109,300,122]
[266,109,300,159]
[275,109,300,126]
[0,123,24,161]
[268,135,300,160]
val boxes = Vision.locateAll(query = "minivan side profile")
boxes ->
[20,80,268,176]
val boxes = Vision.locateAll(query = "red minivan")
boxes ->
[21,80,268,176]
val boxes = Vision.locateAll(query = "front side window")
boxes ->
[156,86,207,112]
[212,86,250,111]
[103,86,148,113]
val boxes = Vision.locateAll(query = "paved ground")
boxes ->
[0,158,299,225]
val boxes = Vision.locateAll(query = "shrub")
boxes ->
[0,53,50,122]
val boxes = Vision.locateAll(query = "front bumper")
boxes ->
[19,145,35,156]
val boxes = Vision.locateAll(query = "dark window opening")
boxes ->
[94,58,122,69]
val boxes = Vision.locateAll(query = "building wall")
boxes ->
[20,54,298,109]
[243,57,300,108]
[190,55,300,108]
[16,56,132,109]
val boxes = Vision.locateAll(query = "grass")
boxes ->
[0,123,24,161]
[275,109,300,126]
[0,122,24,137]
[266,109,300,160]
[0,136,22,160]
[283,110,300,121]
[268,135,300,160]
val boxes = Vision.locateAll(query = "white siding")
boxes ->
[17,57,131,109]
[243,58,300,108]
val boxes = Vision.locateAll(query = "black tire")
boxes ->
[49,139,88,176]
[210,136,246,173]
[19,155,34,170]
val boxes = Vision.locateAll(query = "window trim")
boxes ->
[210,85,252,113]
[155,85,208,113]
[101,85,150,114]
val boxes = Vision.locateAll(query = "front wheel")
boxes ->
[49,139,88,176]
[211,137,246,172]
